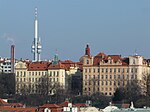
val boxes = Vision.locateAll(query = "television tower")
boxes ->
[31,8,42,61]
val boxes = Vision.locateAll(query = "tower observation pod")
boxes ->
[31,8,42,62]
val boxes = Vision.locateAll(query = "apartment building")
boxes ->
[81,44,150,96]
[15,55,82,95]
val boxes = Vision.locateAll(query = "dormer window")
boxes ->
[87,60,89,64]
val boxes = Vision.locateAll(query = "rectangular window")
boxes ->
[118,68,120,73]
[89,69,91,73]
[102,68,104,73]
[98,68,100,73]
[127,68,129,73]
[114,68,116,73]
[57,71,59,76]
[106,69,108,73]
[93,68,95,73]
[106,75,108,79]
[110,68,112,73]
[122,68,124,73]
[85,69,87,73]
[110,75,112,79]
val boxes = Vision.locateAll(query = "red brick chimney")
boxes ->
[11,45,15,73]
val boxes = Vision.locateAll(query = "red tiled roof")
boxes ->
[0,107,37,112]
[48,62,65,69]
[28,61,50,71]
[93,53,129,66]
[59,101,70,107]
[10,103,24,107]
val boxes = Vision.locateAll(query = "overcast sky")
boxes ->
[0,0,150,61]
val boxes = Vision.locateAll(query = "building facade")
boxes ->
[81,44,150,96]
[15,56,82,95]
[0,57,17,73]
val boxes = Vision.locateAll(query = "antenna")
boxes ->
[35,7,38,19]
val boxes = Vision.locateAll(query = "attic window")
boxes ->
[87,60,89,64]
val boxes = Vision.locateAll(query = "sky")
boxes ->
[1,0,150,61]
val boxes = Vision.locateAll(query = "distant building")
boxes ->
[15,55,82,95]
[0,58,17,73]
[81,44,150,96]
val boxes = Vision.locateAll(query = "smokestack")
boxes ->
[11,45,15,73]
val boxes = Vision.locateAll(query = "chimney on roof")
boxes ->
[11,45,15,73]
[85,44,90,56]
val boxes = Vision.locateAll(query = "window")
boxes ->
[102,68,104,73]
[85,75,87,79]
[122,68,124,73]
[93,75,95,79]
[101,75,104,79]
[118,75,120,79]
[97,87,100,91]
[17,71,19,76]
[106,81,108,85]
[57,71,59,76]
[89,88,90,91]
[118,68,120,73]
[53,71,55,76]
[89,69,91,73]
[85,82,87,85]
[114,81,116,86]
[110,68,112,73]
[127,75,129,79]
[87,60,89,64]
[98,68,100,73]
[114,75,116,79]
[118,81,120,86]
[98,81,100,85]
[106,69,108,73]
[89,81,91,85]
[127,68,129,73]
[110,75,112,79]
[20,71,22,77]
[93,68,95,73]
[85,69,87,73]
[131,68,134,73]
[114,68,116,73]
[102,81,104,85]
[135,68,137,73]
[24,71,26,77]
[110,81,112,85]
[106,75,108,79]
